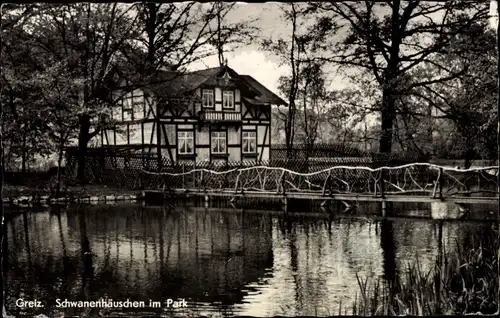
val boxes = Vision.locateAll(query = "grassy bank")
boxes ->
[350,235,499,315]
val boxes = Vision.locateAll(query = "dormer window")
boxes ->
[202,89,214,108]
[223,90,234,109]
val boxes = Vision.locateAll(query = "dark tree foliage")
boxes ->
[1,5,55,171]
[1,3,257,181]
[412,19,497,166]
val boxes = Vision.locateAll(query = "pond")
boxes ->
[3,201,498,317]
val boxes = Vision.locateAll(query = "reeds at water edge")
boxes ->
[349,235,499,316]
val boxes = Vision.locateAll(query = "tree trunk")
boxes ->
[0,91,5,318]
[285,108,296,159]
[4,142,12,173]
[378,0,401,156]
[56,136,65,197]
[77,115,91,183]
[286,3,298,160]
[364,120,368,152]
[216,1,224,66]
[156,111,162,171]
[427,104,434,156]
[497,0,500,206]
[496,3,500,308]
[146,2,157,70]
[379,87,396,154]
[302,82,313,160]
[21,131,27,172]
[1,142,6,176]
[144,3,163,170]
[464,131,473,169]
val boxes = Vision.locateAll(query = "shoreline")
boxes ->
[2,184,143,206]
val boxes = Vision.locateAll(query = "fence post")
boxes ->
[439,167,443,199]
[380,168,385,198]
[193,160,197,188]
[201,170,204,190]
[284,170,287,195]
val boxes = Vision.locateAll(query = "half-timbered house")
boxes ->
[95,65,286,164]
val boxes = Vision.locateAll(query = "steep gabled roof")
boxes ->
[147,66,225,100]
[118,65,288,106]
[239,75,287,106]
[185,66,226,89]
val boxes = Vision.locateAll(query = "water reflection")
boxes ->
[380,219,397,283]
[4,203,497,317]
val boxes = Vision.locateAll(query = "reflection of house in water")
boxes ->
[6,203,496,317]
[6,205,274,312]
[70,205,273,304]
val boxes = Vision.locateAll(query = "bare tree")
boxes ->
[208,1,258,66]
[296,62,331,153]
[262,3,312,158]
[306,1,489,154]
[133,2,258,167]
[134,2,258,72]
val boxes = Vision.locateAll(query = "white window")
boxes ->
[202,89,214,108]
[242,131,257,153]
[178,131,194,154]
[223,91,234,108]
[211,131,226,154]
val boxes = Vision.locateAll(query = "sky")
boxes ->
[188,1,497,101]
[490,0,498,29]
[188,2,349,99]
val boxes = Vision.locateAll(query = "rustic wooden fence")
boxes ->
[77,155,379,190]
[142,163,498,199]
[63,148,498,199]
